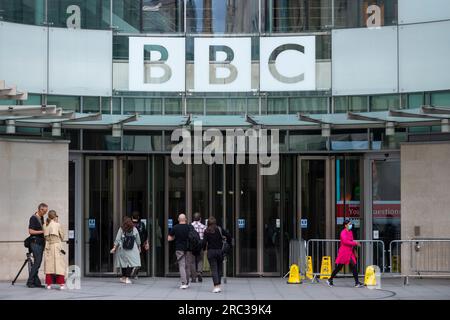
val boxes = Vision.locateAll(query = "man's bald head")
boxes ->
[178,214,187,223]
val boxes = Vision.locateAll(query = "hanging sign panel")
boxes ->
[194,37,252,92]
[129,37,186,92]
[260,36,316,91]
[127,36,316,92]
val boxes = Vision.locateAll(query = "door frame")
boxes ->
[297,156,334,241]
[69,153,83,276]
[84,156,119,276]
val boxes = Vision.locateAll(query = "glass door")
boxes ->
[335,156,363,240]
[85,157,118,275]
[299,158,327,241]
[122,157,151,276]
[165,158,186,274]
[369,156,401,272]
[236,163,258,275]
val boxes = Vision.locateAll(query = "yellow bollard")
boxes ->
[306,256,313,280]
[319,256,332,279]
[287,264,301,284]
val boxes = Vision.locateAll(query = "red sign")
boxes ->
[373,201,401,219]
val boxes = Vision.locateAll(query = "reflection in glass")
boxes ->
[238,163,257,273]
[0,0,45,25]
[86,159,114,273]
[47,0,111,29]
[154,156,165,276]
[372,160,400,272]
[263,170,281,273]
[168,161,186,272]
[186,0,258,33]
[47,95,80,112]
[335,157,362,240]
[123,159,151,275]
[266,0,332,33]
[142,0,183,33]
[334,0,397,29]
[192,164,209,217]
[301,160,326,241]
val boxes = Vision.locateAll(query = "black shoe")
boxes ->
[26,283,35,288]
[197,275,202,282]
[354,283,364,288]
[191,278,197,283]
[326,280,334,287]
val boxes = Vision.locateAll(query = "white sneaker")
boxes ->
[46,285,52,290]
[125,278,132,284]
[212,287,221,293]
[180,284,188,289]
[120,277,126,283]
[60,285,66,290]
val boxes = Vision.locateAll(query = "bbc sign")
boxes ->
[129,36,316,92]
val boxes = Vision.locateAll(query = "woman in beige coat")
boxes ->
[44,210,66,289]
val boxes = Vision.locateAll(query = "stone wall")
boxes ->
[0,137,69,281]
[401,141,450,275]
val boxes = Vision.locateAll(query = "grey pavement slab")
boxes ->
[1,277,450,300]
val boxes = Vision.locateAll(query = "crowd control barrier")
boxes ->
[305,239,385,282]
[389,239,450,285]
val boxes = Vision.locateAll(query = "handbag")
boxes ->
[218,227,231,257]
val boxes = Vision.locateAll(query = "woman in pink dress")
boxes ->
[326,220,364,287]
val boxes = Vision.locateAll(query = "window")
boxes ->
[186,98,204,114]
[47,0,111,29]
[370,94,400,112]
[123,98,162,115]
[47,95,80,112]
[123,131,163,152]
[265,0,333,33]
[21,94,42,105]
[205,98,228,115]
[266,98,287,115]
[83,130,121,150]
[407,93,424,109]
[334,96,368,113]
[0,0,44,25]
[83,97,101,113]
[187,0,259,33]
[334,0,397,29]
[289,130,327,151]
[165,98,183,114]
[289,97,328,114]
[431,91,450,107]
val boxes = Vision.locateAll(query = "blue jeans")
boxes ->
[27,241,44,286]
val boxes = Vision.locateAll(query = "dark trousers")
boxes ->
[122,267,132,277]
[207,249,223,286]
[27,242,43,286]
[329,261,360,284]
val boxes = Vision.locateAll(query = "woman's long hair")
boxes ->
[46,210,57,226]
[206,216,218,233]
[122,216,134,233]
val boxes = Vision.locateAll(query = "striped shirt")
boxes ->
[191,221,207,240]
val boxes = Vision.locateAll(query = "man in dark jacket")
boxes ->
[27,203,48,288]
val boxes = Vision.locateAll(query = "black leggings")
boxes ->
[329,261,359,284]
[122,267,132,277]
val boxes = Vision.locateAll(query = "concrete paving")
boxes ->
[1,277,450,300]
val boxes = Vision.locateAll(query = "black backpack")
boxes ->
[122,229,135,250]
[187,225,202,255]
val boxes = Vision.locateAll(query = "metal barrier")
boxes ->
[389,239,450,284]
[284,239,307,278]
[306,239,385,281]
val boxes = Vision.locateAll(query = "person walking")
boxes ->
[326,219,364,288]
[43,210,66,290]
[26,203,48,288]
[168,213,193,289]
[131,211,149,278]
[202,216,232,293]
[190,212,206,283]
[110,216,141,284]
